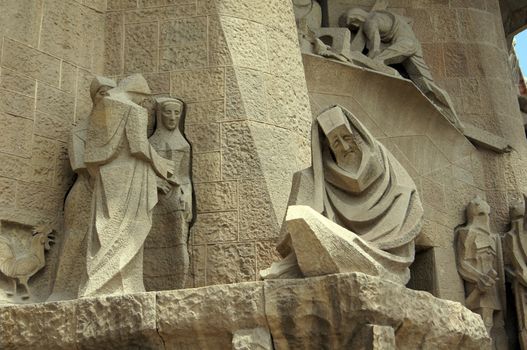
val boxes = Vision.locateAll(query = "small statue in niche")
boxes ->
[260,105,423,285]
[455,196,506,339]
[48,76,116,301]
[503,196,527,349]
[0,224,55,299]
[148,97,193,289]
[340,5,464,131]
[78,74,174,297]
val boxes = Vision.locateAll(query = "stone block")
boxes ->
[239,179,280,241]
[0,0,42,47]
[0,89,35,120]
[75,293,163,350]
[35,112,70,142]
[206,243,257,284]
[0,177,17,208]
[0,153,31,181]
[1,39,61,87]
[75,69,97,123]
[124,22,158,73]
[225,67,266,121]
[208,15,232,67]
[421,43,445,79]
[221,122,262,179]
[265,273,489,349]
[444,43,469,78]
[60,61,77,94]
[125,4,196,23]
[82,0,107,12]
[185,123,220,153]
[104,12,124,76]
[191,211,238,244]
[142,72,170,94]
[159,44,208,71]
[107,0,137,10]
[0,113,33,157]
[0,68,36,96]
[160,17,207,47]
[186,100,224,125]
[157,282,266,349]
[0,301,77,349]
[139,0,195,8]
[192,151,221,183]
[194,181,237,212]
[171,68,225,102]
[17,182,62,214]
[40,0,105,69]
[217,16,269,71]
[457,8,498,45]
[36,85,75,118]
[427,7,461,43]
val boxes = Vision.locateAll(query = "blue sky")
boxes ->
[515,30,527,75]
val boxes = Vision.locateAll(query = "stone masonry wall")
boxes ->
[0,0,106,298]
[103,0,312,289]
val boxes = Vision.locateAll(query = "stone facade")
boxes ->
[2,0,527,348]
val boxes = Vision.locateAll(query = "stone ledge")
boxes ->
[0,273,490,350]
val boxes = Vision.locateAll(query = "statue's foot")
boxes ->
[259,256,303,280]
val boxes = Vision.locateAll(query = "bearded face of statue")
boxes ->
[325,124,362,173]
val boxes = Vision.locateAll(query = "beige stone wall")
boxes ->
[103,0,312,289]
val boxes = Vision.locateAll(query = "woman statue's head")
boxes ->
[341,7,369,30]
[155,97,184,131]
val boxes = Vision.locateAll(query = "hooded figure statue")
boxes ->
[78,74,174,297]
[261,105,423,285]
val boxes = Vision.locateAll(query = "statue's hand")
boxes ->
[477,270,497,291]
[157,178,172,195]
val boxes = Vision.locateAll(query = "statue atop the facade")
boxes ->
[260,105,423,285]
[456,196,506,339]
[340,6,464,131]
[48,76,116,301]
[504,196,527,349]
[77,74,174,298]
[148,97,193,289]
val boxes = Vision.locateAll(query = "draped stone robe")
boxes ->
[79,95,165,297]
[278,107,423,284]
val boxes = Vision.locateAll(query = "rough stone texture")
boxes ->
[0,273,490,350]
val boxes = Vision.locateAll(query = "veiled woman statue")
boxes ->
[261,105,423,285]
[147,97,193,289]
[78,74,173,297]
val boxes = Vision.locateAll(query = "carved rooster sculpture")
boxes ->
[0,224,55,298]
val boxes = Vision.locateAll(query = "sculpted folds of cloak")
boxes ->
[268,105,423,285]
[78,75,171,297]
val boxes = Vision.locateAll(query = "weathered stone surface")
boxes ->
[0,69,36,96]
[194,181,237,213]
[192,152,221,183]
[124,22,158,73]
[191,211,238,244]
[207,243,257,284]
[171,68,225,102]
[265,273,490,349]
[157,282,266,349]
[0,273,489,349]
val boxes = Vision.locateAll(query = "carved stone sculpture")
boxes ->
[77,74,174,298]
[504,196,527,349]
[341,5,464,131]
[260,105,423,285]
[48,76,116,301]
[455,197,506,339]
[0,224,54,299]
[148,97,193,289]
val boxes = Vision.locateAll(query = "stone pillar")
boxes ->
[104,0,312,287]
